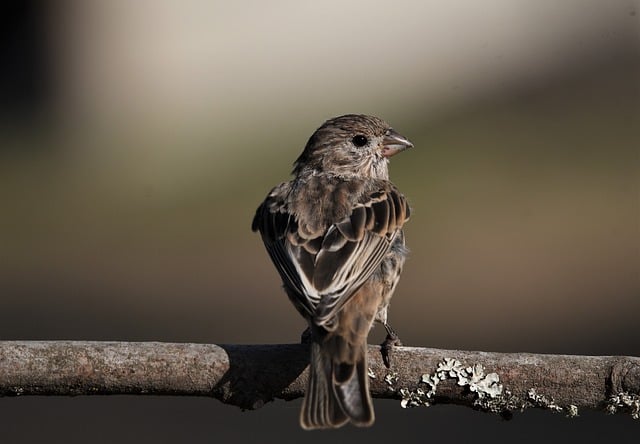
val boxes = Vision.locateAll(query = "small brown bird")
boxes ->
[252,114,412,429]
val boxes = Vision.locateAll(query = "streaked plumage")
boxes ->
[252,114,412,429]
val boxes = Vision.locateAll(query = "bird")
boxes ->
[252,114,412,429]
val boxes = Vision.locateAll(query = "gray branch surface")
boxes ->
[1,341,639,418]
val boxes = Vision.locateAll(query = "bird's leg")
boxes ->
[380,322,402,368]
[300,327,312,344]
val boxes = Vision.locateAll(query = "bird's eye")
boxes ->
[352,135,368,147]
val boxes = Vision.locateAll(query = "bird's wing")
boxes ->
[252,183,312,314]
[253,183,410,327]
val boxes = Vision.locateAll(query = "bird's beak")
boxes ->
[381,128,413,158]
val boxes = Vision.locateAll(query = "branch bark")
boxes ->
[1,341,638,418]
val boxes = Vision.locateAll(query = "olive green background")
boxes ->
[1,1,638,442]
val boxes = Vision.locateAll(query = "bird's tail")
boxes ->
[300,333,374,430]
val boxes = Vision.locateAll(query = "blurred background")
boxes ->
[0,0,638,442]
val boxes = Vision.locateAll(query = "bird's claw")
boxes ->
[380,324,402,368]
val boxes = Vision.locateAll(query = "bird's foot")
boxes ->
[380,324,402,368]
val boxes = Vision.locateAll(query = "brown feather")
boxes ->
[370,199,389,235]
[252,114,413,429]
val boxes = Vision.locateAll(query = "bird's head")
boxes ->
[292,114,413,180]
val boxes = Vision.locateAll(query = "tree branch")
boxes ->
[1,341,638,418]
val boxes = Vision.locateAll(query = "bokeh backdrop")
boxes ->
[1,1,638,442]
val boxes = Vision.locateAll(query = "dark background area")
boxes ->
[0,1,638,442]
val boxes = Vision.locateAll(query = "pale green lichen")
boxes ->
[367,368,376,379]
[420,373,440,397]
[527,388,579,417]
[431,359,503,399]
[395,358,595,418]
[607,392,640,419]
[399,358,503,409]
[527,388,563,413]
[474,388,526,415]
[399,387,431,408]
[384,371,399,386]
[457,364,503,399]
[476,387,578,417]
[435,357,466,380]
